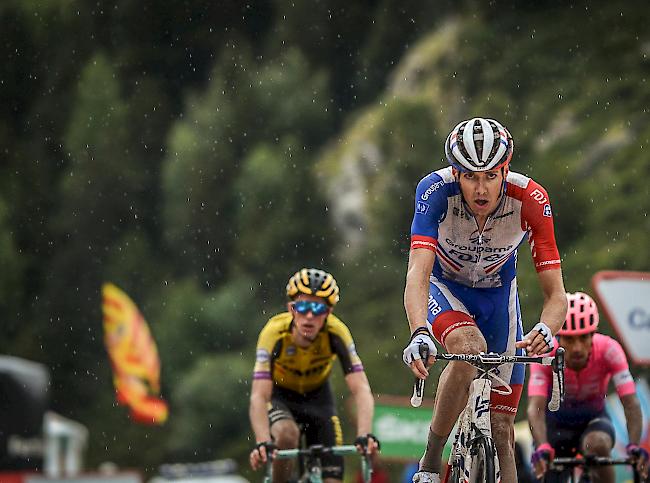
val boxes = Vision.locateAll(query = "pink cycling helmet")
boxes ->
[558,292,599,336]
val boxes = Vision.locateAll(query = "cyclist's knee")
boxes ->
[271,420,300,449]
[444,327,487,355]
[582,431,613,457]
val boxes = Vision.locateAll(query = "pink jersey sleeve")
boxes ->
[520,180,562,272]
[527,362,552,397]
[604,337,636,397]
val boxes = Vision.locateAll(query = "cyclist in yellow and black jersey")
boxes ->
[249,268,379,483]
[253,310,363,394]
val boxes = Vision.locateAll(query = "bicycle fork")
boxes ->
[448,378,501,483]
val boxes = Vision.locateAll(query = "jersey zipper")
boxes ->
[471,216,491,287]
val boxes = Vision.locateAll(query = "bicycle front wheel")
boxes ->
[471,438,496,483]
[448,462,462,483]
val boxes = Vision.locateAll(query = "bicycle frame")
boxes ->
[263,444,372,483]
[412,348,565,483]
[449,375,500,483]
[548,456,640,483]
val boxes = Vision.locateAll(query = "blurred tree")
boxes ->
[152,276,260,386]
[166,352,251,460]
[36,52,162,423]
[231,137,333,294]
[161,42,257,286]
[161,46,334,288]
[0,198,25,351]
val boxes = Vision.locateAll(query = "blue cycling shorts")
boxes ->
[426,275,525,391]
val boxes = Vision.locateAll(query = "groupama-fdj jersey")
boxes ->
[410,167,561,289]
[253,312,363,395]
[409,167,562,412]
[528,334,636,425]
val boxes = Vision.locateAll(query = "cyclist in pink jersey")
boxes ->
[527,292,648,482]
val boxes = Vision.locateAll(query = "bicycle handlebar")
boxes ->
[433,352,555,365]
[410,346,566,411]
[549,455,641,483]
[272,444,360,459]
[264,444,373,483]
[551,456,634,467]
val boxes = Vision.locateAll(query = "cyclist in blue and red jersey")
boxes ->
[402,118,568,483]
[527,291,648,482]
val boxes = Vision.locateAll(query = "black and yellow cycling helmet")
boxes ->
[286,268,340,306]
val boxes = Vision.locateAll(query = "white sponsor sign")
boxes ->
[592,271,650,366]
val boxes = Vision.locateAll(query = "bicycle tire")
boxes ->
[471,437,496,483]
[448,462,462,483]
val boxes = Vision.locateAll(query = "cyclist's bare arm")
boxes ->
[404,248,436,377]
[621,393,643,445]
[537,268,567,334]
[620,394,648,481]
[527,395,551,477]
[516,268,566,356]
[527,395,550,447]
[249,378,274,468]
[623,393,650,478]
[345,371,378,453]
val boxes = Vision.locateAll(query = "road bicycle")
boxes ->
[545,455,641,483]
[263,443,373,483]
[411,347,565,483]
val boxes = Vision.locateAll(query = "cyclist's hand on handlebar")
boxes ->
[355,433,381,454]
[403,327,436,378]
[249,441,276,470]
[516,322,555,356]
[530,443,555,479]
[626,443,649,479]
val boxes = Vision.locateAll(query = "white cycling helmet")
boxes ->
[445,117,514,172]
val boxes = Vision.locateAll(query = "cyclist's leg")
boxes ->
[548,420,588,483]
[418,277,487,478]
[580,418,616,483]
[268,399,301,483]
[490,411,517,482]
[301,384,344,483]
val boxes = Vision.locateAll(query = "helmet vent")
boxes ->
[559,291,600,336]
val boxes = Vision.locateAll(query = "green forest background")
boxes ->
[2,0,650,480]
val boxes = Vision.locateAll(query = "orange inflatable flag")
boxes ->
[102,283,168,424]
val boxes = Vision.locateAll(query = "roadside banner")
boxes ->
[101,283,168,424]
[370,395,456,462]
[592,271,650,366]
[371,397,432,460]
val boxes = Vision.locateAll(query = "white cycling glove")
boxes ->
[527,322,555,353]
[403,327,437,366]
